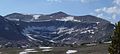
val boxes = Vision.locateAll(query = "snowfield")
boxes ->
[19,49,38,54]
[39,47,53,49]
[56,16,81,22]
[66,50,77,54]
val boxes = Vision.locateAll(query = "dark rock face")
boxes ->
[0,16,26,40]
[0,12,114,47]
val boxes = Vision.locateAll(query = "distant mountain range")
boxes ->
[0,12,114,48]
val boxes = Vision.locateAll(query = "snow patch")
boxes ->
[65,28,74,34]
[57,27,67,34]
[104,41,112,44]
[81,31,87,34]
[49,40,55,42]
[33,15,40,19]
[25,49,35,51]
[96,22,100,24]
[50,16,53,18]
[80,29,95,34]
[19,52,27,54]
[39,47,53,49]
[26,34,38,41]
[86,43,97,46]
[19,49,38,54]
[90,36,93,38]
[42,49,53,52]
[56,16,81,22]
[39,47,53,52]
[25,49,38,52]
[8,18,20,21]
[91,32,95,34]
[66,50,77,54]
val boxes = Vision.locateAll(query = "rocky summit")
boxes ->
[0,12,114,48]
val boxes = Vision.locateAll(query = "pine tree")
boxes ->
[108,21,120,54]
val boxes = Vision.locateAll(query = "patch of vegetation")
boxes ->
[109,21,120,54]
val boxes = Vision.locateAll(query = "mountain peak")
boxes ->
[5,13,24,17]
[56,11,67,14]
[49,11,69,17]
[9,13,23,15]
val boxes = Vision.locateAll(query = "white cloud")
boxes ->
[95,6,120,14]
[95,9,102,13]
[95,0,120,19]
[106,6,120,14]
[95,6,120,19]
[97,13,103,18]
[114,0,120,5]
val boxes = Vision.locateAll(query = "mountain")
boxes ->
[0,11,114,47]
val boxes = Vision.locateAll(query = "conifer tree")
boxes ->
[108,21,120,54]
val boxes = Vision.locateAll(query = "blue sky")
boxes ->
[0,0,120,23]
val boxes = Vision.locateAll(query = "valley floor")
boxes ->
[0,44,109,54]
